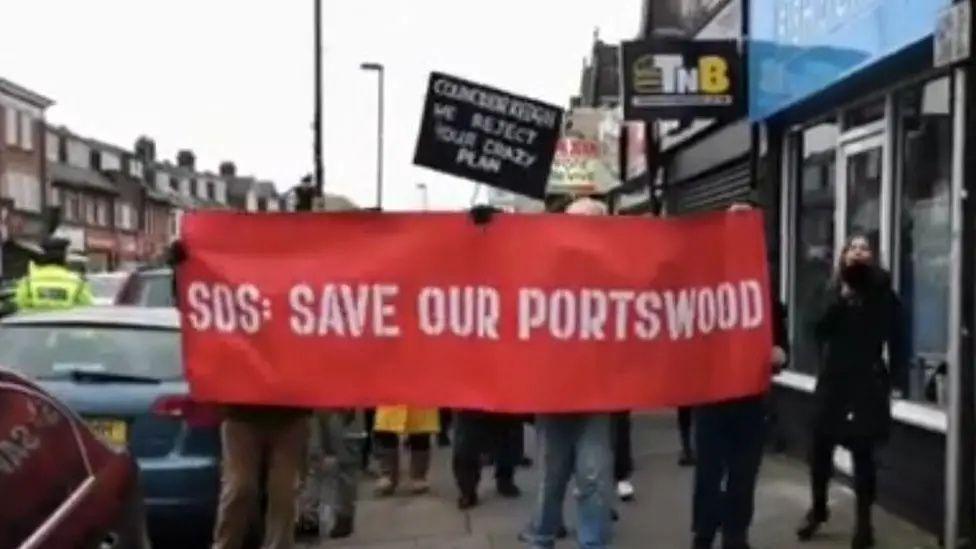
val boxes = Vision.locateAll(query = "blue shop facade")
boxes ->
[747,0,976,545]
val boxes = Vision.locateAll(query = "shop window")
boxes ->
[895,76,953,406]
[791,119,839,376]
[844,145,883,251]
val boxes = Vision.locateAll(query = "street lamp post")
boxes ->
[360,62,385,211]
[313,0,324,198]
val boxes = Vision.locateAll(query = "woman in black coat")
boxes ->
[796,235,906,549]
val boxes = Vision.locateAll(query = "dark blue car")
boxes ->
[0,307,221,547]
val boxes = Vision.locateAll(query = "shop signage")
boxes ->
[86,230,116,251]
[621,39,743,120]
[934,1,971,68]
[749,0,952,120]
[413,72,564,200]
[547,138,601,193]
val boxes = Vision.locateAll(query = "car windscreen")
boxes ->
[87,275,126,300]
[130,273,174,307]
[0,324,182,381]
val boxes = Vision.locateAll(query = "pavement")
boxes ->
[301,413,939,549]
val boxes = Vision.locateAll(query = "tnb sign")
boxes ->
[622,39,743,120]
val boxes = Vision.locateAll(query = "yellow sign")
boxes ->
[87,418,128,448]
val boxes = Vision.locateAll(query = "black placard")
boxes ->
[621,39,743,120]
[413,72,564,200]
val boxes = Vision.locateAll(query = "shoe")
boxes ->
[409,479,431,495]
[458,492,479,510]
[557,525,569,539]
[497,480,521,498]
[611,508,619,522]
[374,476,397,497]
[797,508,829,541]
[692,535,713,549]
[679,449,697,467]
[295,515,319,539]
[617,480,636,501]
[329,514,354,539]
[723,540,752,549]
[408,449,431,495]
[518,456,533,467]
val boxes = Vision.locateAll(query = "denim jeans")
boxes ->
[523,414,613,549]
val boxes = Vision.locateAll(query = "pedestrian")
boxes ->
[519,196,615,549]
[796,234,905,549]
[613,412,636,501]
[169,242,309,549]
[677,407,695,466]
[691,200,789,549]
[13,236,93,311]
[296,411,359,540]
[373,405,439,495]
[438,408,453,447]
[453,410,523,509]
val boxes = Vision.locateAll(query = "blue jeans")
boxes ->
[523,414,613,549]
[692,398,766,545]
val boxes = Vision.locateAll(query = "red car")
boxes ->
[0,367,148,549]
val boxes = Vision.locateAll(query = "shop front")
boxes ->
[750,0,973,542]
[85,228,117,273]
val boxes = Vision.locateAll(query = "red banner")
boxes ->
[178,210,773,412]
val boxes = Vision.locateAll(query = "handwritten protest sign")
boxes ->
[413,72,564,199]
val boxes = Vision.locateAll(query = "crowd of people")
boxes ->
[5,193,904,549]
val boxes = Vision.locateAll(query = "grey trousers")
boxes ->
[299,412,360,522]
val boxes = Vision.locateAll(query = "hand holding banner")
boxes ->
[178,210,773,412]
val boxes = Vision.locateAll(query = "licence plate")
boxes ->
[86,418,128,448]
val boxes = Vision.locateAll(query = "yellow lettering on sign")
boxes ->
[698,56,730,94]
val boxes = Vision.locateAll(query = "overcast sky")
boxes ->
[0,1,642,210]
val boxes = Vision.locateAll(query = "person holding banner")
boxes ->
[796,234,905,549]
[373,405,439,496]
[519,197,615,549]
[691,200,789,549]
[453,411,523,509]
[168,242,310,549]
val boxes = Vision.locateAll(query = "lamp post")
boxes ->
[313,0,324,197]
[360,62,385,211]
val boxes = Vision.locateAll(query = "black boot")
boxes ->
[852,506,874,548]
[796,507,829,541]
[329,514,354,539]
[458,492,479,510]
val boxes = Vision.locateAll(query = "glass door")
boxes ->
[836,134,886,262]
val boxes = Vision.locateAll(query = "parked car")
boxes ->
[114,268,174,308]
[0,366,148,548]
[0,307,221,547]
[86,272,131,306]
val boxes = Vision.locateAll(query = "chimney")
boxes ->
[219,161,237,177]
[135,136,156,163]
[177,149,196,170]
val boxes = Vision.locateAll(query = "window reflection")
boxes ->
[896,76,953,406]
[793,119,839,375]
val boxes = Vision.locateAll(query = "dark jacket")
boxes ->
[813,269,905,442]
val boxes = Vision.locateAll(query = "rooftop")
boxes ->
[0,77,54,108]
